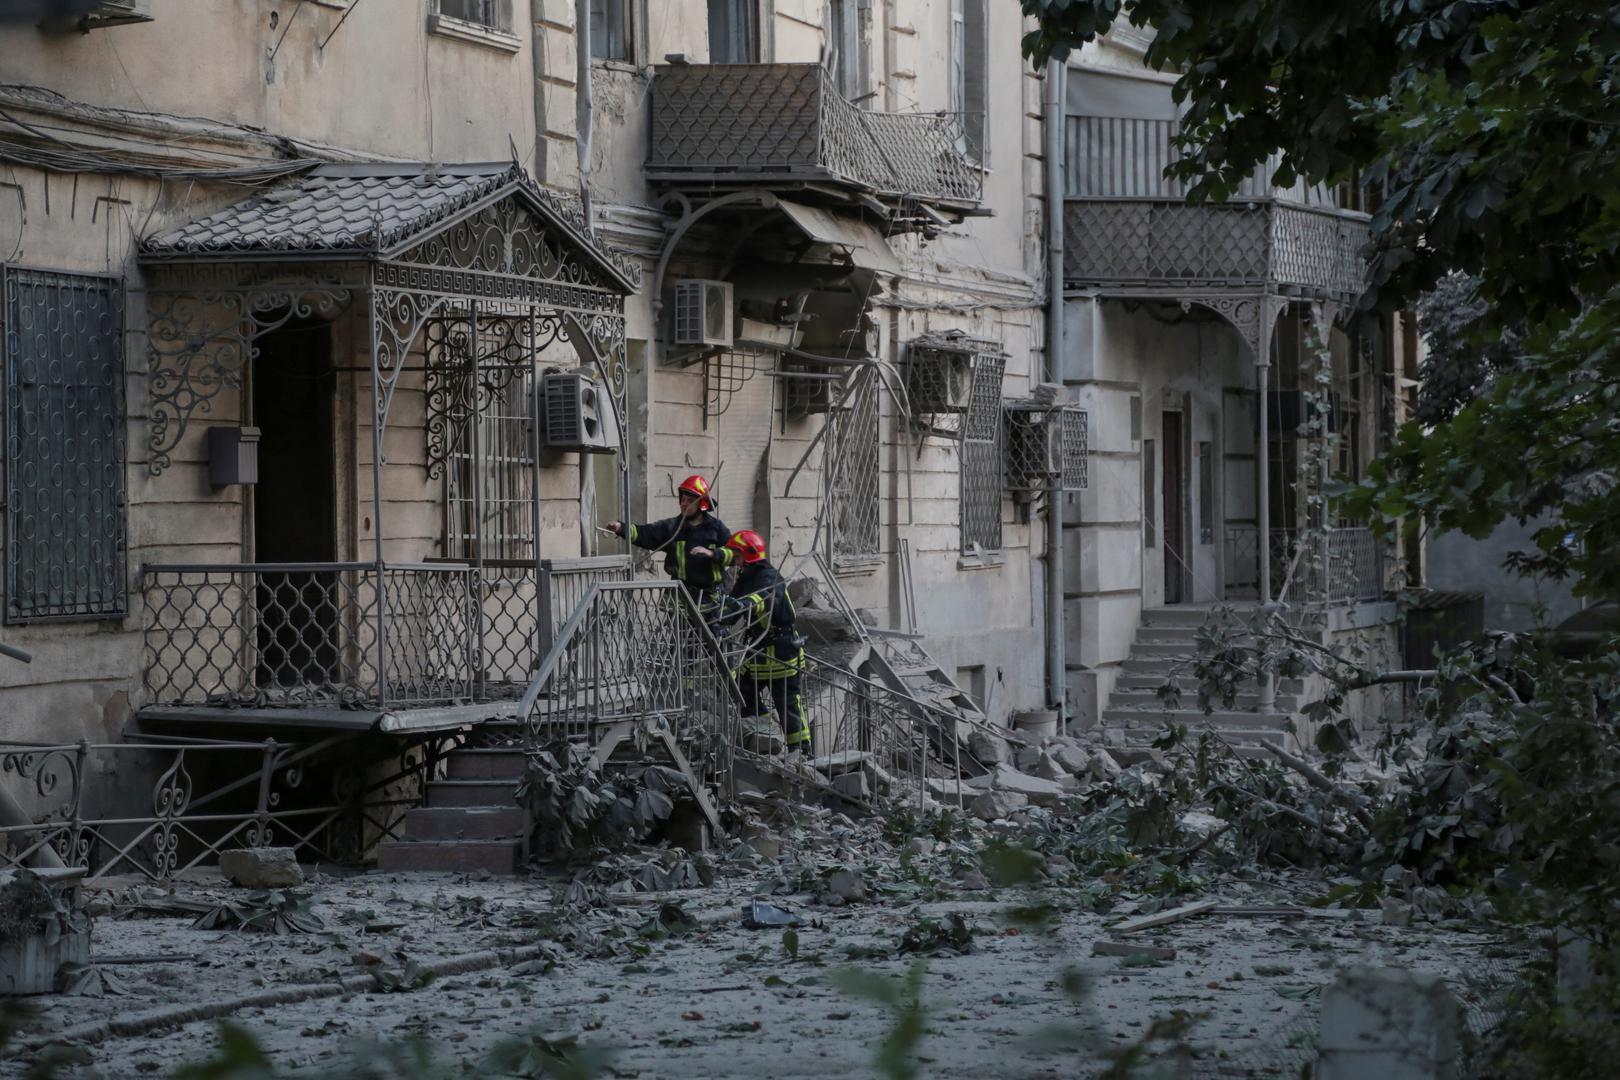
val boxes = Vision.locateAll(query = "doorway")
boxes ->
[252,321,337,692]
[1162,410,1184,603]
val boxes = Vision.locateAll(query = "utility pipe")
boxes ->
[1257,344,1276,710]
[1044,60,1068,731]
[575,0,593,222]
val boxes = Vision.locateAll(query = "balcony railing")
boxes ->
[142,555,634,712]
[648,63,983,208]
[1062,198,1370,300]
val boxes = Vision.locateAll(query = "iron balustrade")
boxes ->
[1062,199,1370,300]
[647,64,983,208]
[142,563,476,710]
[517,581,745,798]
[0,734,447,882]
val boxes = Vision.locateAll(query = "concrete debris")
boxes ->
[970,788,1028,821]
[217,848,303,889]
[1051,745,1090,774]
[740,718,786,756]
[1316,967,1461,1080]
[1027,751,1068,782]
[1092,941,1177,961]
[1381,898,1414,927]
[1178,811,1228,838]
[907,837,936,856]
[1013,745,1043,771]
[965,729,1011,767]
[832,772,871,800]
[1111,900,1221,935]
[822,868,867,904]
[809,750,872,774]
[1106,746,1164,769]
[965,763,1066,808]
[1090,749,1124,781]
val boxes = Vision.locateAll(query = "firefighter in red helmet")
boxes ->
[606,474,733,608]
[714,529,810,754]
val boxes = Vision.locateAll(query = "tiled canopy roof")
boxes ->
[141,162,638,290]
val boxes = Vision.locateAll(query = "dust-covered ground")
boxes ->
[1,810,1530,1080]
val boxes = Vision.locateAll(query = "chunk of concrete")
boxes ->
[1027,751,1069,782]
[1090,750,1124,781]
[965,729,1010,767]
[1107,746,1164,769]
[823,868,867,903]
[976,763,1067,807]
[1316,967,1460,1080]
[811,750,872,774]
[1013,746,1043,771]
[218,847,303,888]
[907,837,936,856]
[1052,746,1090,774]
[970,788,1028,821]
[832,771,871,800]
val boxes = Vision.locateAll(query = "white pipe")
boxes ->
[1044,61,1067,729]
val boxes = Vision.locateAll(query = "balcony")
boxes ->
[1063,198,1370,300]
[647,63,983,213]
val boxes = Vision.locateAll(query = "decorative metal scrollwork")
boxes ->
[150,750,194,879]
[146,286,353,475]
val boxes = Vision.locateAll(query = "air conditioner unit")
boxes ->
[905,343,976,414]
[1004,403,1088,493]
[86,0,153,26]
[672,279,733,349]
[541,370,619,454]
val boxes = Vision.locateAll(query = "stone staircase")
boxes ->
[1102,606,1303,753]
[376,722,529,875]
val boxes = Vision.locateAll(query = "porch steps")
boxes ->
[376,739,529,876]
[1104,607,1301,753]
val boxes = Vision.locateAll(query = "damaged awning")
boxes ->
[775,199,901,275]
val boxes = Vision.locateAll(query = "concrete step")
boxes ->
[1140,607,1251,628]
[1121,658,1196,676]
[1108,688,1300,712]
[1126,642,1200,659]
[402,806,526,842]
[1135,626,1200,645]
[375,839,521,875]
[446,749,528,781]
[1112,725,1292,751]
[1103,708,1296,730]
[1113,674,1306,695]
[424,779,520,809]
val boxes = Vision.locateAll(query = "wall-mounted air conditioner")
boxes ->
[1004,402,1088,493]
[38,0,153,31]
[905,342,976,414]
[673,279,733,349]
[541,370,619,454]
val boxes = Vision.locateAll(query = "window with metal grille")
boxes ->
[826,367,880,561]
[438,0,512,31]
[1,267,126,623]
[959,352,1004,553]
[445,369,536,563]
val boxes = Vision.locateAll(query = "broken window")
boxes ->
[1,267,126,623]
[958,352,1004,554]
[590,0,632,61]
[708,0,758,64]
[438,0,512,32]
[949,0,988,162]
[827,367,880,562]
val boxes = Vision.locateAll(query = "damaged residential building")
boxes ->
[0,1,1079,877]
[1053,30,1417,741]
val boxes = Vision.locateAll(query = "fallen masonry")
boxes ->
[0,723,1543,1078]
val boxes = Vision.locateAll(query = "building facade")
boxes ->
[0,0,1060,840]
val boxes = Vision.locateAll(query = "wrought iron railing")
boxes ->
[648,63,983,207]
[143,563,476,710]
[0,734,446,882]
[517,581,744,797]
[799,656,976,809]
[1062,198,1369,299]
[1272,528,1385,607]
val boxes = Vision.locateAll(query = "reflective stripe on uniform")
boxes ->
[675,541,687,582]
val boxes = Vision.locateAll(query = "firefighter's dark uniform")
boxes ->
[720,559,809,751]
[623,511,733,608]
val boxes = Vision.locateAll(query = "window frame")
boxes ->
[0,264,128,625]
[948,0,988,164]
[589,0,635,63]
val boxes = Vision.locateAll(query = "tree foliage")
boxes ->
[1021,0,1620,598]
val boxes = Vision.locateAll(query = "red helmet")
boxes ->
[677,474,713,512]
[725,529,767,565]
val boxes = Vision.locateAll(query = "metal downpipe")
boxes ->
[1044,61,1068,730]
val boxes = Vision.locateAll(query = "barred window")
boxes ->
[1,267,127,623]
[959,351,1004,553]
[827,367,880,561]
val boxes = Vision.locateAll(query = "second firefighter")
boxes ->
[711,529,810,755]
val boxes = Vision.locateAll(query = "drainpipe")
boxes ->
[1257,346,1276,710]
[1044,60,1068,731]
[575,0,593,222]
